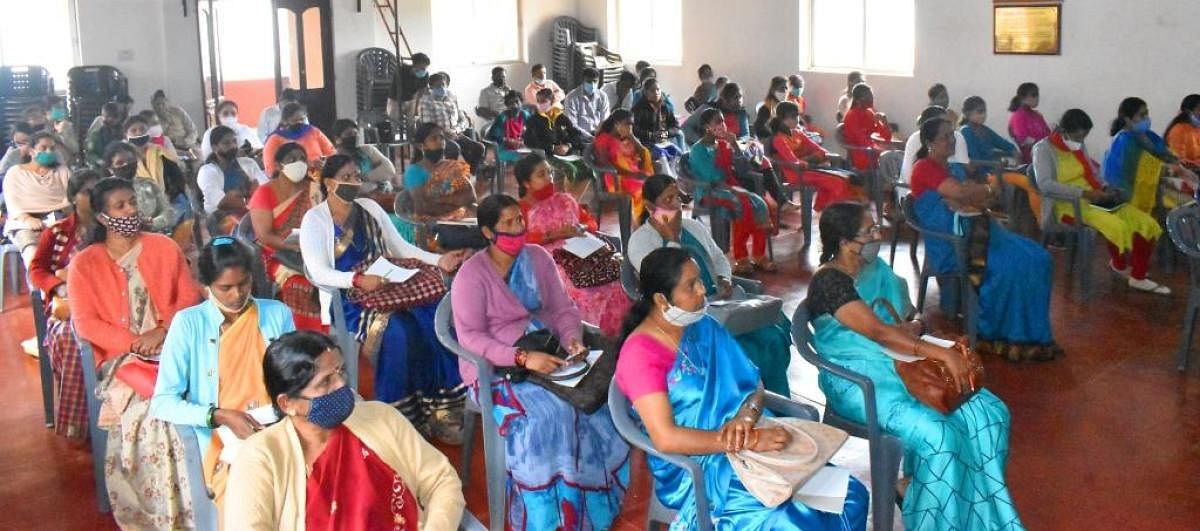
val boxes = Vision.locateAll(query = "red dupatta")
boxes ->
[1049,132,1103,190]
[306,425,419,531]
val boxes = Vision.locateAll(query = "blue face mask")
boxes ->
[1133,118,1152,133]
[414,68,428,78]
[583,82,597,95]
[34,151,57,166]
[431,86,447,98]
[302,385,355,429]
[791,87,804,97]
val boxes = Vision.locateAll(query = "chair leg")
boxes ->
[459,409,478,487]
[916,269,930,313]
[0,252,8,311]
[1178,289,1200,372]
[618,198,633,254]
[482,419,507,531]
[1077,230,1093,301]
[908,230,920,277]
[801,187,814,249]
[869,434,903,531]
[888,228,900,265]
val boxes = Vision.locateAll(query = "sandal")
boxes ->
[753,257,777,273]
[1128,277,1171,295]
[732,259,755,276]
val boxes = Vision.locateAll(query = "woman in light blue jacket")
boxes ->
[150,236,295,507]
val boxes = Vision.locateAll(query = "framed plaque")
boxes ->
[994,2,1062,55]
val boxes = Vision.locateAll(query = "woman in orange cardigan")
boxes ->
[261,101,335,176]
[68,176,202,530]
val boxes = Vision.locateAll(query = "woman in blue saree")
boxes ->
[299,155,472,444]
[909,117,1061,362]
[626,174,792,396]
[808,201,1024,531]
[617,247,868,530]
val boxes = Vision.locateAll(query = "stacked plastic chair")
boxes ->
[0,65,53,137]
[67,66,129,147]
[549,16,624,91]
[356,47,398,143]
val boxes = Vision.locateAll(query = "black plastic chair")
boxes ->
[31,290,55,427]
[902,196,978,347]
[1038,189,1098,301]
[1166,202,1200,371]
[791,300,904,531]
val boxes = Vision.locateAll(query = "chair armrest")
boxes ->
[459,511,487,531]
[905,217,964,244]
[433,299,497,385]
[763,392,819,421]
[1041,190,1085,224]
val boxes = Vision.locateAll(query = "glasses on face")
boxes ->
[857,223,883,238]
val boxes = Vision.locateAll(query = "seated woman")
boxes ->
[752,75,789,139]
[1007,82,1051,165]
[769,101,856,211]
[151,237,295,511]
[900,106,970,185]
[484,90,530,163]
[689,108,777,274]
[1035,109,1168,294]
[840,83,892,172]
[331,118,398,190]
[631,78,684,166]
[225,330,466,530]
[628,175,791,396]
[910,118,1062,362]
[136,109,181,160]
[593,109,654,221]
[262,102,335,176]
[125,115,195,247]
[807,201,1024,531]
[514,153,632,336]
[617,246,868,530]
[68,177,203,529]
[29,169,102,438]
[1104,96,1198,213]
[959,96,1040,220]
[449,194,629,530]
[715,82,790,208]
[199,100,263,160]
[197,125,269,235]
[523,87,592,195]
[1165,94,1200,166]
[103,141,189,242]
[400,123,484,251]
[247,143,325,330]
[3,131,71,266]
[299,154,471,441]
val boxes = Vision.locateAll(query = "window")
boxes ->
[615,0,682,65]
[431,0,520,66]
[0,0,78,86]
[804,0,914,75]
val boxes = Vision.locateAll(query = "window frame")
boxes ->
[613,0,683,66]
[801,0,914,77]
[430,0,523,67]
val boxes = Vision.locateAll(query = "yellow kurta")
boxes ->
[1053,147,1161,252]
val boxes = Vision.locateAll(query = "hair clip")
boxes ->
[211,236,236,246]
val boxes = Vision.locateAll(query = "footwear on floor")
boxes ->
[1109,260,1132,278]
[1128,277,1171,295]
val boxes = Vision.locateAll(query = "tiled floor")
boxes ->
[1,215,1199,530]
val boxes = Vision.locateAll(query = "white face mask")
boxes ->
[774,90,788,102]
[147,125,164,138]
[1063,139,1083,151]
[209,287,251,314]
[220,116,239,128]
[663,299,707,327]
[282,160,309,182]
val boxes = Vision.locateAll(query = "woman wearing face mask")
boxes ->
[1165,94,1200,167]
[102,141,185,239]
[911,118,1061,361]
[958,96,1041,220]
[135,109,182,161]
[450,193,629,530]
[689,108,778,274]
[150,237,295,513]
[617,246,869,530]
[68,177,203,529]
[513,153,631,336]
[631,78,684,166]
[484,90,530,163]
[1006,82,1050,165]
[225,330,466,530]
[806,201,1023,531]
[199,100,264,160]
[628,175,793,395]
[770,101,856,212]
[1103,96,1199,213]
[123,114,189,205]
[197,125,269,235]
[1034,109,1167,294]
[331,118,397,189]
[593,109,653,220]
[400,123,477,223]
[3,131,71,265]
[28,170,102,439]
[299,155,471,441]
[247,143,325,330]
[262,102,335,176]
[751,76,789,140]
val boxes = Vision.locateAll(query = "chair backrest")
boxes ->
[877,150,904,186]
[1167,203,1200,286]
[73,326,111,513]
[620,255,640,301]
[326,289,360,391]
[233,214,256,242]
[174,424,219,530]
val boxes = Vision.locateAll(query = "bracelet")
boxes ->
[206,406,218,429]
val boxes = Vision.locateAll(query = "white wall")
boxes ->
[578,0,1200,147]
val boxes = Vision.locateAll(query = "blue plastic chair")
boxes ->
[174,424,219,530]
[791,300,904,531]
[607,382,821,530]
[30,290,55,427]
[74,327,110,513]
[901,195,978,347]
[1166,202,1200,371]
[0,242,24,310]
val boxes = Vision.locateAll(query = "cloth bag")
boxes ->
[727,417,849,507]
[346,257,448,313]
[550,239,622,288]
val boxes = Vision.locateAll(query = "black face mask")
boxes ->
[218,148,239,160]
[334,182,361,203]
[424,149,444,163]
[341,136,358,150]
[128,135,150,147]
[112,164,136,179]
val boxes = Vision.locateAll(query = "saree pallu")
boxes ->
[810,261,1024,531]
[1053,145,1163,252]
[263,187,323,331]
[333,208,465,425]
[913,191,1057,350]
[676,232,791,396]
[525,192,631,337]
[306,425,420,531]
[632,318,867,530]
[599,134,653,221]
[46,318,87,438]
[409,160,477,219]
[1103,130,1173,213]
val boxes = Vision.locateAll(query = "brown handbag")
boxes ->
[871,298,986,415]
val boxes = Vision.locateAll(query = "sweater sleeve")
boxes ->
[299,207,357,290]
[224,438,281,531]
[531,246,582,343]
[162,239,203,328]
[1032,140,1085,198]
[450,261,519,366]
[68,253,137,361]
[28,225,64,294]
[314,130,336,158]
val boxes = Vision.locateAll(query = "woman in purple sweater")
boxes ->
[449,194,629,530]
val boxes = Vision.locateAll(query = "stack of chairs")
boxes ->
[0,65,53,138]
[356,47,398,144]
[550,16,624,91]
[67,66,128,148]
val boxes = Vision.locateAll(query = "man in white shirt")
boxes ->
[257,88,300,142]
[475,66,510,137]
[562,68,609,138]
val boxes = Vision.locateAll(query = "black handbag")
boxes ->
[501,330,617,414]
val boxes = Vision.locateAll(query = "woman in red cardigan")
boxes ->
[67,176,202,529]
[28,169,104,439]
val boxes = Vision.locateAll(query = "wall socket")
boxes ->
[117,49,135,62]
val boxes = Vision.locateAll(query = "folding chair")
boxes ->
[791,300,904,531]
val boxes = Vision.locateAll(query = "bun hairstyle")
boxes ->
[770,101,801,135]
[1007,82,1038,112]
[619,247,693,343]
[915,117,947,160]
[818,201,867,263]
[1166,94,1200,139]
[1110,96,1147,137]
[513,152,546,197]
[263,330,340,417]
[960,96,986,126]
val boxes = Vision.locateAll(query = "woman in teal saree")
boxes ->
[617,247,868,530]
[807,202,1024,531]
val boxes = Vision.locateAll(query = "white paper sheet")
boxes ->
[365,256,419,284]
[216,405,280,464]
[435,217,478,227]
[883,334,955,363]
[794,465,851,514]
[562,234,606,258]
[654,141,674,150]
[550,350,603,388]
[554,154,582,162]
